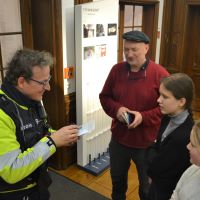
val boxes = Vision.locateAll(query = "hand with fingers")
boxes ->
[50,124,79,147]
[128,111,143,129]
[116,106,129,123]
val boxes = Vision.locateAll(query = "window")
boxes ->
[0,0,23,84]
[118,4,143,62]
[124,5,143,32]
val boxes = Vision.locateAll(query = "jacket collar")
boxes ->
[1,78,38,108]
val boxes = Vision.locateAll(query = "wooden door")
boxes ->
[159,0,186,73]
[118,1,159,62]
[160,0,200,112]
[183,5,200,111]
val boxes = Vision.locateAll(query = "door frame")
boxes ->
[118,0,160,62]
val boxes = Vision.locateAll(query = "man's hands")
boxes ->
[117,107,143,129]
[116,107,129,123]
[127,111,143,129]
[50,125,79,147]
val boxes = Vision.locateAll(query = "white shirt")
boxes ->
[170,164,200,200]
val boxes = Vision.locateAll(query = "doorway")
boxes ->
[160,0,200,112]
[118,1,159,62]
[183,5,200,111]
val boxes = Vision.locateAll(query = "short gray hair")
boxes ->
[5,49,54,85]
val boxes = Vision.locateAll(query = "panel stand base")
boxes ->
[78,152,110,176]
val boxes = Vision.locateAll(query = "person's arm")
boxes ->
[99,66,123,119]
[140,107,163,126]
[50,125,78,147]
[0,110,78,184]
[127,107,162,129]
[140,65,169,127]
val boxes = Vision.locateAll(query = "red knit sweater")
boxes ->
[99,60,169,148]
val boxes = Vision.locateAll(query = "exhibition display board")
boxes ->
[75,0,118,174]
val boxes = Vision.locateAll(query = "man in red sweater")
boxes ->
[99,30,169,200]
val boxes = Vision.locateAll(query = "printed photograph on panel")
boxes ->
[83,24,95,38]
[96,24,105,37]
[107,23,117,36]
[96,44,106,58]
[84,46,95,60]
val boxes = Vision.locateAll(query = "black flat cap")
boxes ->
[122,30,150,44]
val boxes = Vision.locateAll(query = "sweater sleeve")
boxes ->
[141,107,162,126]
[141,64,169,126]
[99,66,122,118]
[0,109,56,184]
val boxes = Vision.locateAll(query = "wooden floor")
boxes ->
[52,161,140,200]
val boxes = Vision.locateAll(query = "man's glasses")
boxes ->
[29,75,52,87]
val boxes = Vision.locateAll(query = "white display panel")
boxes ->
[75,0,119,167]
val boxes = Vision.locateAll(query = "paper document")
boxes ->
[78,120,95,136]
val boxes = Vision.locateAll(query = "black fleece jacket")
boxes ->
[147,115,194,190]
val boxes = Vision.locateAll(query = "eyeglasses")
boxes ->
[127,69,146,80]
[29,75,52,87]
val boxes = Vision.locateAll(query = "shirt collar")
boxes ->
[126,58,149,71]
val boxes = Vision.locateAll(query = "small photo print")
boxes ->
[96,44,106,58]
[96,24,105,37]
[107,23,117,36]
[83,24,95,38]
[84,46,95,60]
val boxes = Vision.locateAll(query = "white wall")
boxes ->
[62,0,76,94]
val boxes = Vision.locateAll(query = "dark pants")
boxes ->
[148,180,174,200]
[109,139,149,200]
[0,186,50,200]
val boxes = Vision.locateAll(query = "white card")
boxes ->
[78,120,95,136]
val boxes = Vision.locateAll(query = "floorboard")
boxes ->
[51,161,140,200]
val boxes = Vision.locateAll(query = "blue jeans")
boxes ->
[109,139,149,200]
